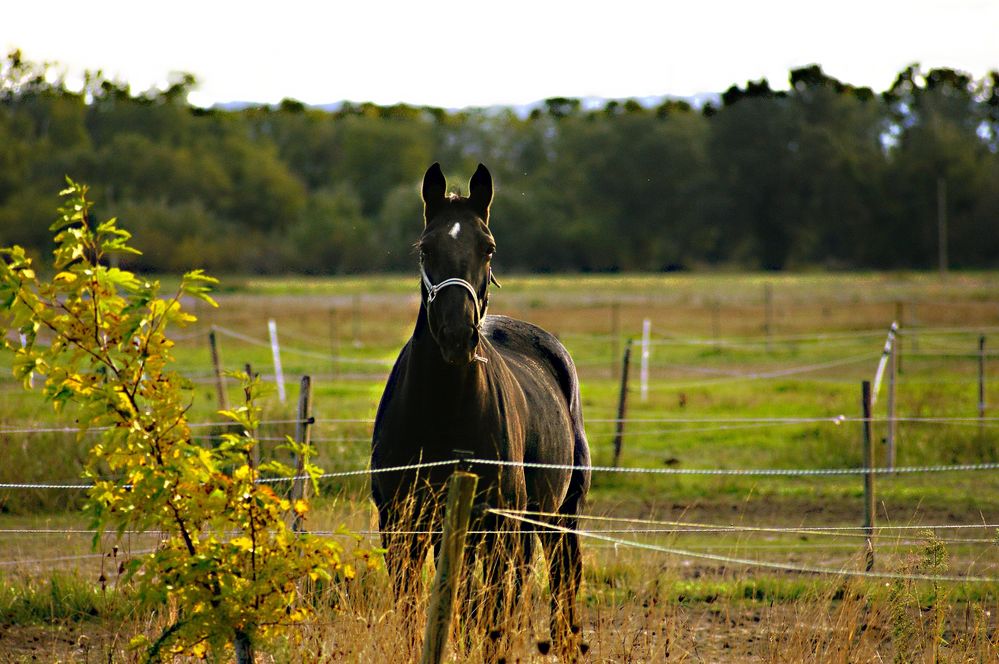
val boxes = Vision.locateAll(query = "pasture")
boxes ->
[2,271,999,662]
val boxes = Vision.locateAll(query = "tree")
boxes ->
[0,180,373,660]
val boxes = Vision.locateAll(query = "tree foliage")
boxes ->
[2,50,999,273]
[0,180,373,660]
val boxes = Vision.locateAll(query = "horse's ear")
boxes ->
[422,162,446,222]
[468,163,493,222]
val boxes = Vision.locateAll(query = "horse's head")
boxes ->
[417,162,499,366]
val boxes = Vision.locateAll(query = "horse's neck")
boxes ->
[408,306,488,409]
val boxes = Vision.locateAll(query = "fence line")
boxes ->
[493,509,999,538]
[463,458,999,477]
[212,325,393,366]
[491,510,999,584]
[588,415,999,425]
[0,548,156,569]
[6,455,998,492]
[0,510,997,548]
[648,328,891,346]
[642,352,879,389]
[3,414,998,438]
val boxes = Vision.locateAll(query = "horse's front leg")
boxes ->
[380,500,434,652]
[478,518,533,662]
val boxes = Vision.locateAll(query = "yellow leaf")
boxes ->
[230,536,253,551]
[53,271,77,283]
[293,499,309,516]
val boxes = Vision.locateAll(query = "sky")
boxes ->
[3,0,998,109]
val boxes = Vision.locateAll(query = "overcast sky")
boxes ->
[4,0,998,109]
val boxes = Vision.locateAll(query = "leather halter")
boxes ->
[420,262,497,325]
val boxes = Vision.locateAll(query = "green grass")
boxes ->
[0,571,136,624]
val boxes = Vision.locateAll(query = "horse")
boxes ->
[370,163,591,660]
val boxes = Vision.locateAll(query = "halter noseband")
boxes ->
[420,263,499,326]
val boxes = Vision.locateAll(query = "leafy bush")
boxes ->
[0,180,376,661]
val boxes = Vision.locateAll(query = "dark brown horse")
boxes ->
[371,163,590,659]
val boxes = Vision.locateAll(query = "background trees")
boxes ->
[2,50,997,274]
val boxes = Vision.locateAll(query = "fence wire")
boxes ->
[491,509,999,584]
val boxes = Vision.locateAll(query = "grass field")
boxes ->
[1,271,998,661]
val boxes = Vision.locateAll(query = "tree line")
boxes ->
[2,50,998,274]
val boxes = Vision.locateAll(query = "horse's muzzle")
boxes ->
[435,323,480,365]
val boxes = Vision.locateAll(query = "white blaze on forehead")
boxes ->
[448,222,461,239]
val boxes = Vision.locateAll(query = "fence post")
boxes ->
[862,380,875,572]
[640,319,651,403]
[886,342,897,471]
[421,471,479,664]
[267,319,287,404]
[979,335,987,435]
[612,340,633,468]
[208,327,229,412]
[872,322,897,405]
[290,375,314,533]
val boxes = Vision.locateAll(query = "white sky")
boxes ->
[4,0,998,109]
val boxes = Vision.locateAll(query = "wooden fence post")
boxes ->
[290,375,314,533]
[612,340,633,468]
[862,380,875,572]
[421,471,479,664]
[208,327,229,412]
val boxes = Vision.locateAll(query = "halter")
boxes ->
[420,262,497,325]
